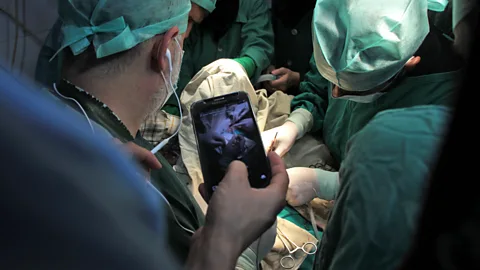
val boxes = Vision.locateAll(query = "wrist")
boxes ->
[287,108,314,139]
[283,121,299,137]
[187,226,243,270]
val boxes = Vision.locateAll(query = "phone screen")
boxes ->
[192,93,271,197]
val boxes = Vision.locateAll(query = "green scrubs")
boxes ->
[291,55,460,163]
[51,80,204,264]
[270,1,315,94]
[164,0,274,113]
[316,105,451,270]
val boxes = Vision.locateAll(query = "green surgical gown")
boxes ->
[291,55,461,164]
[316,105,452,270]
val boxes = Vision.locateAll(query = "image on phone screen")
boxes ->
[193,94,271,196]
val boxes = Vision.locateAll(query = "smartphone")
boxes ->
[191,91,271,199]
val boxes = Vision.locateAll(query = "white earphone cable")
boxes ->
[53,83,95,134]
[147,181,195,235]
[54,81,190,235]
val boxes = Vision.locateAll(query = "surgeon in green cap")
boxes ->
[40,0,285,268]
[260,0,461,267]
[262,0,463,205]
[34,0,218,88]
[161,0,274,116]
[316,104,452,270]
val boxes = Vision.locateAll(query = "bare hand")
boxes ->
[261,65,277,92]
[115,139,162,174]
[198,152,289,254]
[270,68,300,92]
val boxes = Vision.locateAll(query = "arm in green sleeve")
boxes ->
[233,57,256,78]
[239,0,274,81]
[318,106,450,270]
[313,170,339,200]
[288,54,331,135]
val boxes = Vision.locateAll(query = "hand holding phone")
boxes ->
[197,152,289,256]
[191,92,272,199]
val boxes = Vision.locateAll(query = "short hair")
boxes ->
[62,40,150,76]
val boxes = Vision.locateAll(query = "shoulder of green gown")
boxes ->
[236,0,268,21]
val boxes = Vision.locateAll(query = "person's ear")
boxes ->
[405,56,421,71]
[151,26,179,73]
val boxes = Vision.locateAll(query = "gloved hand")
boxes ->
[286,167,339,207]
[270,67,301,92]
[261,121,298,157]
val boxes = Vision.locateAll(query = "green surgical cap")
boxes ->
[312,0,448,92]
[191,0,217,13]
[53,0,191,60]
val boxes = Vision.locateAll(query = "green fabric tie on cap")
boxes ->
[53,0,191,60]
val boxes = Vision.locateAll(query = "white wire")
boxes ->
[147,70,192,235]
[150,74,182,154]
[53,83,95,134]
[53,79,191,234]
[53,64,189,235]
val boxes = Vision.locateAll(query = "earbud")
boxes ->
[165,48,173,72]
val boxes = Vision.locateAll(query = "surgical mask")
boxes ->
[335,92,385,103]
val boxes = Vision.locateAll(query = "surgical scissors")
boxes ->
[277,228,317,269]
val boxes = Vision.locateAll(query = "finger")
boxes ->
[210,140,225,147]
[113,138,122,145]
[274,143,288,158]
[199,184,210,204]
[266,65,276,74]
[212,133,226,143]
[223,160,249,186]
[191,227,204,244]
[270,77,288,90]
[212,138,226,147]
[266,152,289,195]
[271,67,288,76]
[129,143,162,170]
[271,75,287,84]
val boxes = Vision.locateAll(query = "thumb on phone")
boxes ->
[223,161,250,186]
